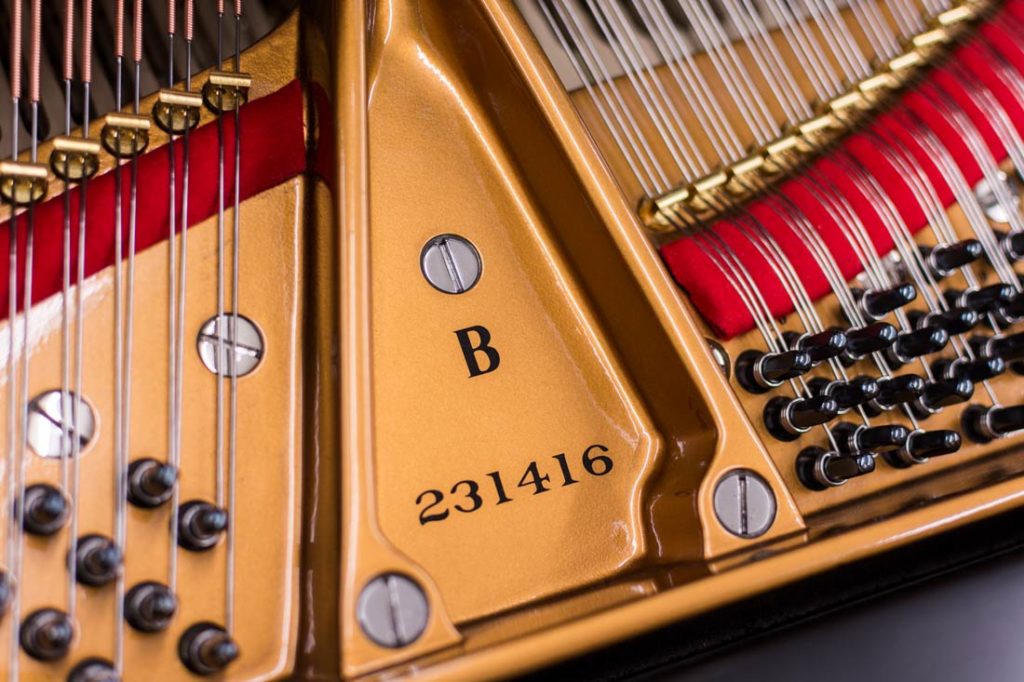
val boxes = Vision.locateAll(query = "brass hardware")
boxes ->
[0,161,48,205]
[152,88,203,135]
[100,113,151,157]
[49,136,101,182]
[637,0,990,230]
[202,71,254,113]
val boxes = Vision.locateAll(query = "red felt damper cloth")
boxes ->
[660,1,1024,339]
[0,79,311,319]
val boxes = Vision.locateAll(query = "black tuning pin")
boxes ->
[178,501,228,551]
[933,357,1005,384]
[764,395,839,441]
[127,458,177,509]
[891,326,948,362]
[832,422,910,455]
[873,374,926,410]
[179,623,239,676]
[919,378,975,412]
[977,332,1024,363]
[796,447,876,490]
[926,239,983,275]
[859,284,917,319]
[999,229,1024,261]
[21,484,69,536]
[73,535,121,587]
[809,376,880,412]
[887,429,962,467]
[963,404,1024,443]
[67,658,119,682]
[909,308,979,336]
[125,581,177,633]
[948,284,1016,314]
[20,608,74,661]
[786,329,848,364]
[845,322,898,358]
[735,349,812,393]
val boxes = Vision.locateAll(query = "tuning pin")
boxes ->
[963,404,1024,442]
[178,501,228,551]
[858,284,917,319]
[796,446,876,490]
[918,377,975,412]
[764,395,839,441]
[832,422,910,454]
[948,284,1016,313]
[977,332,1024,362]
[799,329,849,363]
[20,484,69,536]
[999,229,1024,261]
[20,608,74,661]
[933,357,1005,384]
[125,582,177,633]
[179,623,239,675]
[890,326,948,362]
[926,239,983,275]
[735,348,812,393]
[73,535,121,587]
[845,322,898,359]
[887,429,962,467]
[909,308,978,335]
[873,374,926,410]
[67,658,119,682]
[809,376,880,412]
[127,458,177,508]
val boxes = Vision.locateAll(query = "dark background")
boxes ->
[523,508,1024,682]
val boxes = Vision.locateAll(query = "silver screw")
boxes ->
[196,314,264,378]
[356,573,429,648]
[27,390,96,459]
[706,338,730,379]
[420,234,482,294]
[713,469,776,539]
[975,171,1021,224]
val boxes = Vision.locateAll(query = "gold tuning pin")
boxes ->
[152,89,203,135]
[0,160,48,206]
[202,71,253,113]
[49,136,101,182]
[101,112,151,157]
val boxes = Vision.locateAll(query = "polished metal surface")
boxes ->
[712,469,776,539]
[26,390,95,459]
[196,314,265,378]
[356,574,430,649]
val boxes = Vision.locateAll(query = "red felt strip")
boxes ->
[660,2,1024,338]
[0,79,310,319]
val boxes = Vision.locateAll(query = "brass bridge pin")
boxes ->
[152,89,203,135]
[203,71,253,113]
[0,160,49,206]
[49,136,101,182]
[100,112,151,157]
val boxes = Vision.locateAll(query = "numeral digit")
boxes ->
[416,489,449,525]
[517,461,551,495]
[487,471,512,504]
[551,453,579,487]
[451,480,483,513]
[582,444,613,476]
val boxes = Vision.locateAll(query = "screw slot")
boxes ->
[712,469,776,539]
[357,573,429,648]
[420,234,482,294]
[26,390,95,459]
[196,313,265,378]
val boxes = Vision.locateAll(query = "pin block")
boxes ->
[202,71,253,113]
[152,89,203,135]
[101,112,151,157]
[0,161,48,206]
[49,136,101,182]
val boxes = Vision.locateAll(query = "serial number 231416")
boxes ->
[415,444,614,526]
